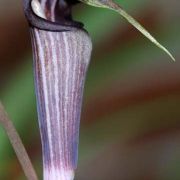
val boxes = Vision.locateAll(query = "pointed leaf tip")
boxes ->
[79,0,175,61]
[114,7,176,62]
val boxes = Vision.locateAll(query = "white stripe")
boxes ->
[71,33,77,164]
[57,31,64,170]
[41,0,46,14]
[56,32,64,170]
[51,0,57,21]
[35,30,54,171]
[45,32,56,172]
[69,32,75,165]
[62,32,70,165]
[49,32,63,170]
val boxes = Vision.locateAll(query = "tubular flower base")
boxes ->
[23,0,92,179]
[31,29,92,179]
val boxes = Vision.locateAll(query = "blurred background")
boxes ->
[0,0,180,179]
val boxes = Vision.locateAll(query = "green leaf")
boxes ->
[79,0,175,61]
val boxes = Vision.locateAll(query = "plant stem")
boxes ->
[0,101,38,180]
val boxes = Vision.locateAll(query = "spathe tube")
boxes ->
[23,0,92,179]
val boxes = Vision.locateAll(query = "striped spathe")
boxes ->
[30,28,92,180]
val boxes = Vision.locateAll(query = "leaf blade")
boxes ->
[79,0,175,61]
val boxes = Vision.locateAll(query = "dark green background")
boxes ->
[0,0,180,179]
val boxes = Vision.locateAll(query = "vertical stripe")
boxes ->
[31,28,92,180]
[40,0,58,21]
[62,32,70,168]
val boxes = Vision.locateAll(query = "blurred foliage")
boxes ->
[0,0,180,179]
